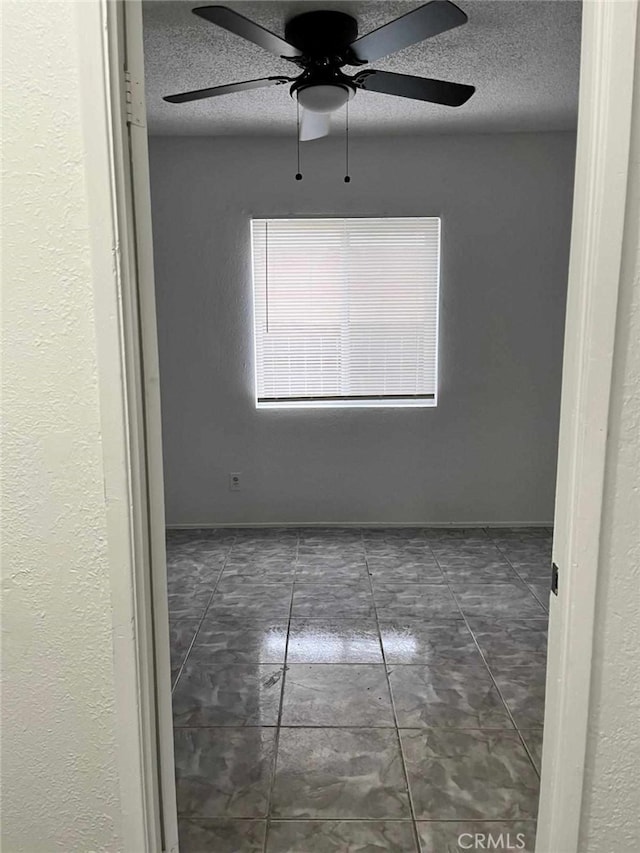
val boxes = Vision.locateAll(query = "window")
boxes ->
[251,217,440,409]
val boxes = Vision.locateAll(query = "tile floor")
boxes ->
[167,527,551,853]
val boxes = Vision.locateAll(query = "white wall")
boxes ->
[579,23,640,850]
[2,2,145,850]
[150,132,575,526]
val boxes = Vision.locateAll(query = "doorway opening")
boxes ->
[109,1,639,850]
[145,3,577,848]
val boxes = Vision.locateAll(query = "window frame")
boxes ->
[250,214,441,410]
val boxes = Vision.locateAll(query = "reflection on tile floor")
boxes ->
[167,526,550,852]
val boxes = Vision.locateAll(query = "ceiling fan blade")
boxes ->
[349,1,468,63]
[299,109,331,142]
[193,6,302,59]
[164,76,292,104]
[353,70,474,107]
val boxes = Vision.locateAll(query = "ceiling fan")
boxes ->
[164,2,475,141]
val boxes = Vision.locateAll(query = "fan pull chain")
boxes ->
[344,100,351,183]
[295,101,303,181]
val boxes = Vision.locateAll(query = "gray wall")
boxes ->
[149,132,575,526]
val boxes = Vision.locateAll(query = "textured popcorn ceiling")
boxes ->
[143,0,582,136]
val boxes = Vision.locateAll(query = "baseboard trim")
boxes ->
[166,521,554,530]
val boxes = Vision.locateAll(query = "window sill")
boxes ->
[256,398,437,410]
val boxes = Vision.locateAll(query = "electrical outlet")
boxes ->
[229,472,242,491]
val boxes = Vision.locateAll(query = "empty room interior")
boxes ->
[142,1,581,850]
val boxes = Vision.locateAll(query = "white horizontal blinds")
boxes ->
[252,217,440,404]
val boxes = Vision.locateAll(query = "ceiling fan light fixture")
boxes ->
[164,3,476,135]
[296,84,352,113]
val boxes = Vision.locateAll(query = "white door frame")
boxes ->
[536,1,638,851]
[97,0,179,850]
[98,1,639,850]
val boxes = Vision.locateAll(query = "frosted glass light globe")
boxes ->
[296,84,351,113]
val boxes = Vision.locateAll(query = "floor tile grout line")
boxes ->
[171,533,238,694]
[178,815,538,826]
[457,613,543,779]
[173,660,546,668]
[263,530,300,852]
[489,540,548,771]
[173,723,540,731]
[433,535,523,584]
[430,545,542,780]
[436,540,549,614]
[493,540,550,614]
[362,530,424,853]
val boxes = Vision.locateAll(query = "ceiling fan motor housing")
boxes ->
[284,11,359,61]
[285,11,360,111]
